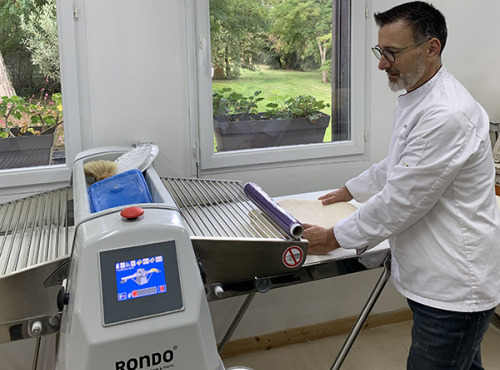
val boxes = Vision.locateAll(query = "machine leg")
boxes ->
[330,256,391,370]
[218,293,256,354]
[32,337,41,370]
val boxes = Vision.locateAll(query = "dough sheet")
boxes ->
[276,199,357,228]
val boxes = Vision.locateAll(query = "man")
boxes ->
[302,2,500,369]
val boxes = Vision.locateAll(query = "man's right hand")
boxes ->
[318,185,353,205]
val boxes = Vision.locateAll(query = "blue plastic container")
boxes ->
[88,169,153,213]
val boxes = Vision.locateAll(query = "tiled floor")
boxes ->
[222,319,500,370]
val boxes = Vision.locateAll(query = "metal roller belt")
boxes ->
[0,186,74,343]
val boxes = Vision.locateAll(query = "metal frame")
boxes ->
[330,255,391,369]
[215,248,391,370]
[162,177,309,286]
[0,187,73,344]
[215,250,500,369]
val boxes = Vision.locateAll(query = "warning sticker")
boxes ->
[282,246,304,268]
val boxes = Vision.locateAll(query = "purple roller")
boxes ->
[243,182,303,239]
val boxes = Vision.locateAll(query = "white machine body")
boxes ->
[56,148,224,370]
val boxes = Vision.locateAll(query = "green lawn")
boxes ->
[212,65,333,141]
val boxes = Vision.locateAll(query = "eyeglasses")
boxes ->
[371,39,428,63]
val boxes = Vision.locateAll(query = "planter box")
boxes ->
[0,127,57,169]
[213,113,330,151]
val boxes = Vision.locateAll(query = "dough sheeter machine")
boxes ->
[0,147,398,370]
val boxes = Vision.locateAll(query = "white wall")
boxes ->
[73,0,193,178]
[1,0,500,366]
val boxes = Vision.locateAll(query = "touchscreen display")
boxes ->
[115,255,167,302]
[100,241,183,325]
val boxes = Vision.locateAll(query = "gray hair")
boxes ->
[374,1,447,55]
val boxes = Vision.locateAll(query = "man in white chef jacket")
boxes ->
[302,2,500,369]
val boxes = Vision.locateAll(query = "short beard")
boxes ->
[388,55,425,92]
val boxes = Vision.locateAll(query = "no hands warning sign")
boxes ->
[282,246,304,268]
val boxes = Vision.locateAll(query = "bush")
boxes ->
[213,88,329,122]
[0,92,63,138]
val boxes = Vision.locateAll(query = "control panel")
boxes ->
[99,240,183,325]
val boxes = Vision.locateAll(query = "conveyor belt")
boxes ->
[162,177,309,288]
[0,187,73,274]
[162,177,289,239]
[0,187,74,343]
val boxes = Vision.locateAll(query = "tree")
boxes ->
[0,0,41,92]
[20,0,60,83]
[210,0,270,79]
[317,33,332,83]
[0,49,16,97]
[270,0,332,82]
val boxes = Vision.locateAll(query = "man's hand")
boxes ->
[302,223,341,255]
[318,186,353,205]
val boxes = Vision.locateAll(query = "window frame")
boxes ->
[0,0,81,190]
[193,0,367,172]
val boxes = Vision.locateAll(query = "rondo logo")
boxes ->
[115,347,175,370]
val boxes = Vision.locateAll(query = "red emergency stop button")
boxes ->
[120,207,144,219]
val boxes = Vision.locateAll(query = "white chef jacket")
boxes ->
[335,67,500,312]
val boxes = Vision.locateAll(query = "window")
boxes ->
[193,0,366,171]
[0,0,81,189]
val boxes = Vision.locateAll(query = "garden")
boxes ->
[210,0,334,151]
[212,65,333,147]
[0,0,64,169]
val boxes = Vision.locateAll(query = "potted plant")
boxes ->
[213,88,330,151]
[0,93,63,169]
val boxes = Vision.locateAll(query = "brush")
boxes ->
[84,160,118,183]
